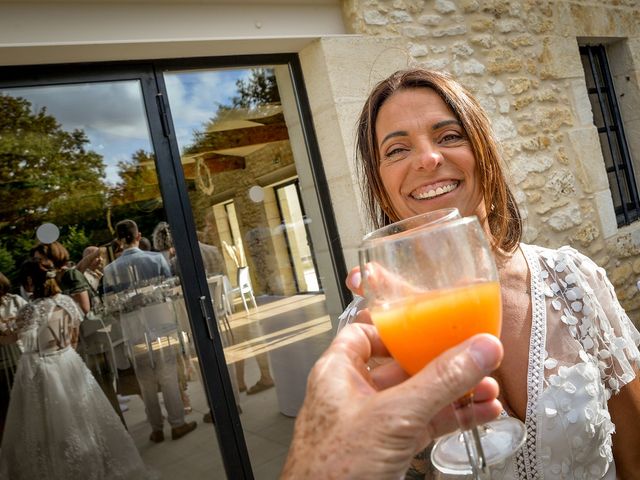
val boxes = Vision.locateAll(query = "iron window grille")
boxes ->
[580,44,640,227]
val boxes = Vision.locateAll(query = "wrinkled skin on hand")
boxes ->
[281,323,503,479]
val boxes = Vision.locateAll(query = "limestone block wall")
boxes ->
[337,0,640,323]
[199,140,298,296]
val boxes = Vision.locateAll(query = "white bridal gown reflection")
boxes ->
[0,294,153,480]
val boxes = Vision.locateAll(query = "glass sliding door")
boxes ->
[0,78,229,479]
[0,54,347,480]
[162,64,338,478]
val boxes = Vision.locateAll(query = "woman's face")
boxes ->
[375,88,485,221]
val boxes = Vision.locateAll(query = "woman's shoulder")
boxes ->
[521,243,602,278]
[1,292,27,308]
[62,267,86,282]
[61,267,91,293]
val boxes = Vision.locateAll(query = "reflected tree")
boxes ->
[227,67,280,110]
[108,149,165,240]
[0,94,107,278]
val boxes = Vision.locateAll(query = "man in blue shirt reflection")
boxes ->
[103,220,171,294]
[103,219,197,444]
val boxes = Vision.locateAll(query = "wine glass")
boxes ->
[337,208,461,333]
[358,215,526,478]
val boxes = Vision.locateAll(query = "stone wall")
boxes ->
[339,0,640,323]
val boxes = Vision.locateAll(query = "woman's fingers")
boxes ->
[346,266,364,296]
[355,308,373,325]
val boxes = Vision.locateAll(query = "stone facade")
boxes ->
[335,0,640,323]
[197,140,299,296]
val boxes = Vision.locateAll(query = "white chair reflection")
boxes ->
[227,267,257,314]
[207,275,234,344]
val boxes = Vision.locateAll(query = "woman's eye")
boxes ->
[440,132,465,144]
[442,133,460,142]
[384,147,408,159]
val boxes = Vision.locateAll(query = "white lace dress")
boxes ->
[0,294,153,480]
[493,244,640,479]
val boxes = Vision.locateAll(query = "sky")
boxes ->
[2,68,252,185]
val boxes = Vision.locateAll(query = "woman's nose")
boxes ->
[413,143,442,171]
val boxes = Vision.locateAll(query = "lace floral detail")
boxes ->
[16,295,82,335]
[539,246,640,395]
[522,244,640,479]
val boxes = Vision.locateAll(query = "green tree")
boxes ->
[0,94,108,279]
[191,68,281,141]
[0,243,15,280]
[108,149,166,240]
[0,94,107,233]
[229,68,280,109]
[61,225,91,263]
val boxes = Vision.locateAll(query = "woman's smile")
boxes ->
[410,180,460,200]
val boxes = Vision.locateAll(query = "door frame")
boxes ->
[0,53,349,478]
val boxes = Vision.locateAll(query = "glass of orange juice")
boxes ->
[359,215,525,478]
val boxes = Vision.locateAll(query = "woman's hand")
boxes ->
[346,266,365,297]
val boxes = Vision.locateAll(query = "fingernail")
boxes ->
[350,271,362,289]
[468,335,499,371]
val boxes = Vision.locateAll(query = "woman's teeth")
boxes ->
[412,182,458,200]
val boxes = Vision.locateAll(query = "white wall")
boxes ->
[0,1,346,65]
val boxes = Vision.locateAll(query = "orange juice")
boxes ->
[371,282,501,375]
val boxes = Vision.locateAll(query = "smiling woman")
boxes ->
[347,68,640,479]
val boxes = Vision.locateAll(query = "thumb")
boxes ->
[392,334,503,422]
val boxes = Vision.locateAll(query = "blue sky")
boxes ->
[2,68,252,185]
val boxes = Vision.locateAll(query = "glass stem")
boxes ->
[453,393,489,480]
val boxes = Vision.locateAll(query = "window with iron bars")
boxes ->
[580,44,640,227]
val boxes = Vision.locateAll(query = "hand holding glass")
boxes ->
[358,215,526,477]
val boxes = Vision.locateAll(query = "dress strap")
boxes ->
[514,244,545,479]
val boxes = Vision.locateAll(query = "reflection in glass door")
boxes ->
[0,81,226,478]
[275,180,320,293]
[163,66,335,478]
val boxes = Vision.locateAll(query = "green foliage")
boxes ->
[0,93,110,282]
[0,230,36,285]
[0,243,15,279]
[109,149,159,208]
[61,225,90,263]
[230,68,280,109]
[0,94,107,235]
